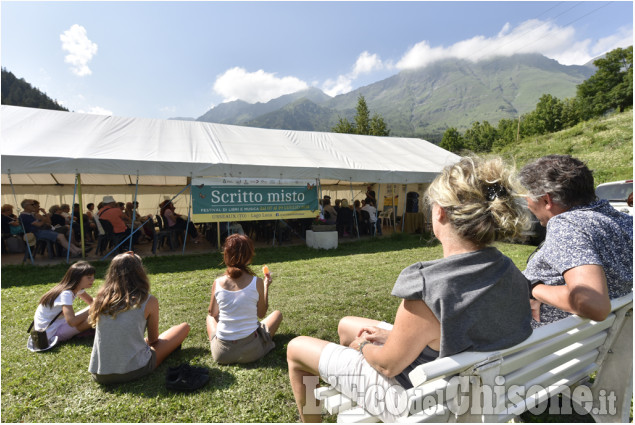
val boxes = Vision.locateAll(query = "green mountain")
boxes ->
[1,68,68,111]
[196,54,595,141]
[196,87,330,124]
[246,98,339,131]
[325,54,594,139]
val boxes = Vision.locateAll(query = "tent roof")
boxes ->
[1,105,458,185]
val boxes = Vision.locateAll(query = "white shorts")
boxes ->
[318,322,409,422]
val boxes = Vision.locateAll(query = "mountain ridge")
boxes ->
[193,54,595,141]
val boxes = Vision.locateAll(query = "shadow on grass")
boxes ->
[2,234,438,289]
[98,347,237,398]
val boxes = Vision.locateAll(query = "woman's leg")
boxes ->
[337,316,381,346]
[287,336,330,423]
[261,310,283,337]
[150,322,190,367]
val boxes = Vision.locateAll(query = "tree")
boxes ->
[440,127,465,153]
[354,95,371,135]
[463,121,497,152]
[492,118,518,149]
[532,94,564,134]
[576,46,633,119]
[331,95,390,136]
[369,113,390,136]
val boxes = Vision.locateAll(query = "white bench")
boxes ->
[316,293,632,423]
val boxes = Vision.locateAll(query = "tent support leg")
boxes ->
[77,174,86,257]
[350,179,359,239]
[130,172,139,252]
[66,175,78,264]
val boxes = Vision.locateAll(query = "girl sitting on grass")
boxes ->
[29,261,96,351]
[88,252,190,384]
[207,234,282,364]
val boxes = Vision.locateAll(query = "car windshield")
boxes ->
[595,182,633,201]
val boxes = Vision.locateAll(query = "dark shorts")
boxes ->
[91,349,157,385]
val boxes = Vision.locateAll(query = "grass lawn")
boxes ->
[2,234,587,422]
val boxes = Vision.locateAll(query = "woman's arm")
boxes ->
[61,305,89,328]
[208,281,219,319]
[256,276,270,319]
[532,264,611,321]
[144,295,160,346]
[352,299,440,378]
[77,291,93,305]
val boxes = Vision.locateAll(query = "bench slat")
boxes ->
[500,322,610,375]
[502,332,606,386]
[408,294,631,388]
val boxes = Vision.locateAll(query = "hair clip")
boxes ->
[485,183,509,201]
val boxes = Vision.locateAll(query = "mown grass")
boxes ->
[496,110,633,184]
[2,235,545,423]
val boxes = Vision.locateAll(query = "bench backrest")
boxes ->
[404,293,633,422]
[321,293,633,423]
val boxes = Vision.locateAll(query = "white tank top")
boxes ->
[215,275,259,340]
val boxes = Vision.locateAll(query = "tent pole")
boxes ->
[129,172,139,252]
[77,173,86,257]
[350,179,359,239]
[66,174,78,264]
[392,184,397,233]
[401,183,407,233]
[376,183,382,237]
[8,170,34,264]
[217,222,221,251]
[182,185,192,255]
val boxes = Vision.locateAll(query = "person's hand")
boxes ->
[530,299,542,322]
[357,326,390,345]
[349,335,369,351]
[264,273,273,288]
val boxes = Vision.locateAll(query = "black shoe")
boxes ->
[166,363,210,391]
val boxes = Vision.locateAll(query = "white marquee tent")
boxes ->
[1,105,459,217]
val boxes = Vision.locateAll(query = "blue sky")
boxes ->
[2,1,632,120]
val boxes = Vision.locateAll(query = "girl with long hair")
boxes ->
[30,261,95,350]
[207,234,282,364]
[88,252,190,384]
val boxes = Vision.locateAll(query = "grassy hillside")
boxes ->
[495,110,633,184]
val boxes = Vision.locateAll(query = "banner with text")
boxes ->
[191,177,319,223]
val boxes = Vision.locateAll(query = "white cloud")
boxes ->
[60,24,98,77]
[322,51,387,97]
[213,67,308,103]
[322,75,354,98]
[395,18,633,69]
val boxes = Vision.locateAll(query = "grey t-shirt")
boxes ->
[392,247,532,360]
[88,296,152,376]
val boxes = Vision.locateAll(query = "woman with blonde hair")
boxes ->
[287,156,533,422]
[88,252,190,384]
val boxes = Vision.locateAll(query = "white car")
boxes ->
[595,180,633,215]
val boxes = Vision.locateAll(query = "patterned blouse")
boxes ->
[523,199,633,327]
